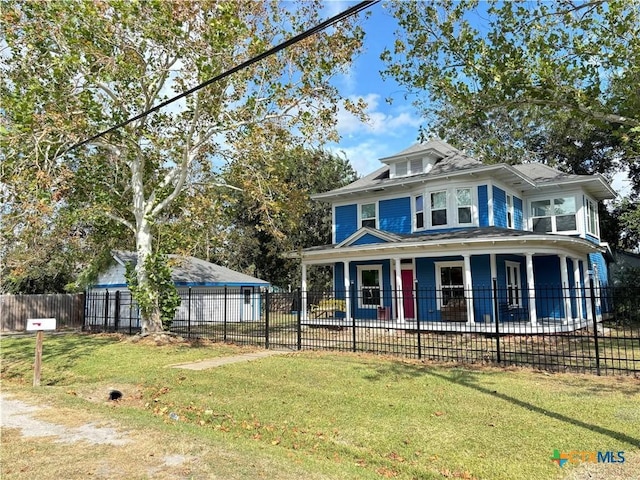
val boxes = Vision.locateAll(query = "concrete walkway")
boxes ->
[170,349,290,370]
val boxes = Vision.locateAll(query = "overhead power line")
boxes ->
[65,0,379,155]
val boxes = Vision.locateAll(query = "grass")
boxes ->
[1,333,639,480]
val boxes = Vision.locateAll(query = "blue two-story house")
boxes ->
[293,140,615,332]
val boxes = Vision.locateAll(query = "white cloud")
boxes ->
[337,93,422,136]
[332,93,423,174]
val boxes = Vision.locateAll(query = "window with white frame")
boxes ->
[436,261,465,308]
[424,187,477,228]
[456,188,473,224]
[506,194,514,229]
[410,158,423,174]
[358,265,382,308]
[360,203,377,229]
[586,199,599,237]
[415,195,424,229]
[430,191,448,226]
[505,261,521,307]
[395,162,407,177]
[530,196,577,233]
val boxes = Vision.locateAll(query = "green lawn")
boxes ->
[1,333,638,479]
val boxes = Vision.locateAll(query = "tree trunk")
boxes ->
[136,219,164,334]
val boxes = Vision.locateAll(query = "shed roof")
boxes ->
[96,251,270,288]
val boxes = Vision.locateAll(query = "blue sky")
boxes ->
[325,1,425,176]
[319,1,632,196]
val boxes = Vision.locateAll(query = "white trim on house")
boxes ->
[356,264,383,309]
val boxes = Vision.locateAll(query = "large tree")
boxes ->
[1,1,367,332]
[221,145,357,288]
[382,0,640,247]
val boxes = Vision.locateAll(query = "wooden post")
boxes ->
[33,330,44,387]
[27,317,56,387]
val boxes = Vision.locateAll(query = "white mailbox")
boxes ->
[26,318,57,331]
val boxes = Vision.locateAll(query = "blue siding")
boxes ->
[478,185,489,227]
[349,260,392,319]
[533,256,564,319]
[514,196,523,230]
[589,252,611,316]
[379,197,411,234]
[335,204,358,243]
[588,252,608,288]
[585,234,600,245]
[415,257,438,321]
[493,186,507,228]
[352,233,389,246]
[471,255,492,322]
[415,256,464,322]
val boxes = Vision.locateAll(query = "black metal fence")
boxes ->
[83,284,640,376]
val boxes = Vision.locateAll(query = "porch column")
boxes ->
[343,261,351,322]
[583,258,594,321]
[394,258,405,324]
[490,253,497,323]
[526,253,538,325]
[463,254,475,324]
[559,254,572,323]
[301,263,308,321]
[573,257,583,319]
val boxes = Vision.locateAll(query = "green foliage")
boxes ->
[124,252,181,330]
[220,146,358,288]
[1,1,367,323]
[383,0,640,248]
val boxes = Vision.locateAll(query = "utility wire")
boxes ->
[65,0,379,155]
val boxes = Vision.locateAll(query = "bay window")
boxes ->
[586,199,599,237]
[456,188,472,224]
[430,191,448,226]
[415,195,424,229]
[531,196,577,233]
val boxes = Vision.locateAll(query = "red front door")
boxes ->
[401,270,415,319]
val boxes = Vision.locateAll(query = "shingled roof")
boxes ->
[95,251,270,288]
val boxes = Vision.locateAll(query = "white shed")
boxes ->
[86,251,270,331]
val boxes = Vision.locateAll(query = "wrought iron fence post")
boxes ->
[103,290,109,331]
[114,290,121,332]
[187,287,192,338]
[83,291,89,331]
[265,290,270,350]
[589,278,601,375]
[296,288,302,351]
[415,280,422,359]
[223,286,228,341]
[351,282,357,353]
[492,278,501,364]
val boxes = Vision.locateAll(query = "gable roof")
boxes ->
[312,140,616,201]
[94,251,269,288]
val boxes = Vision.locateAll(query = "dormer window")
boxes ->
[391,157,436,178]
[410,158,423,174]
